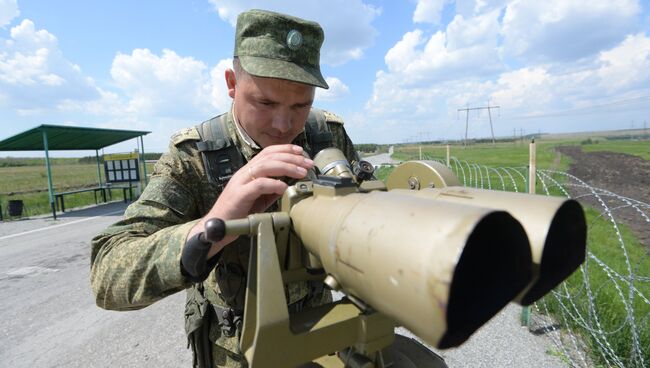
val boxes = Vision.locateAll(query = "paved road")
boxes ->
[363,146,399,167]
[0,203,191,368]
[0,201,567,367]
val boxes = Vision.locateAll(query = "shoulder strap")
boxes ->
[196,115,230,151]
[195,114,244,188]
[305,108,334,157]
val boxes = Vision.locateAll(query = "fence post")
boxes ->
[446,145,450,167]
[521,139,536,327]
[528,139,536,194]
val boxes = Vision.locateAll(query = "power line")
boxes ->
[458,103,500,146]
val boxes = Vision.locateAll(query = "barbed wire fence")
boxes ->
[415,152,649,368]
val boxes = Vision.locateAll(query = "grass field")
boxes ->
[0,161,154,218]
[393,138,650,168]
[393,141,571,171]
[580,139,650,161]
[0,163,101,193]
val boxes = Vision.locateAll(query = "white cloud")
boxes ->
[207,0,380,65]
[597,33,650,92]
[1,20,57,85]
[210,58,234,112]
[500,0,641,62]
[0,19,98,109]
[110,48,216,118]
[0,17,235,151]
[315,77,350,102]
[363,1,650,143]
[0,0,19,28]
[382,9,502,86]
[446,10,500,49]
[366,9,506,127]
[413,0,448,25]
[490,67,554,112]
[384,30,425,71]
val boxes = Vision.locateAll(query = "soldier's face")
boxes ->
[227,68,315,148]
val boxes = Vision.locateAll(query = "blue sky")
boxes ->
[1,0,650,156]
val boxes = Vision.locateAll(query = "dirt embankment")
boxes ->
[555,146,650,248]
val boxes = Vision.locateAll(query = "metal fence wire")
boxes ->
[426,153,649,368]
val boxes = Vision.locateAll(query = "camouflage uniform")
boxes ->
[91,9,353,367]
[90,108,360,367]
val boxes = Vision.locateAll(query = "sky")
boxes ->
[1,0,650,156]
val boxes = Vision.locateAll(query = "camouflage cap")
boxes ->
[234,9,329,89]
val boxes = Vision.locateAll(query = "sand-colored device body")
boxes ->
[199,150,587,367]
[291,183,533,348]
[386,161,587,305]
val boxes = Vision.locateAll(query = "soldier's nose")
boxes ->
[271,114,292,134]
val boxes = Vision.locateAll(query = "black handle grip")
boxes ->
[203,218,226,243]
[181,218,225,282]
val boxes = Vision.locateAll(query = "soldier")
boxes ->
[90,9,361,368]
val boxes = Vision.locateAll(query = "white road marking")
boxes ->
[0,209,124,241]
[6,266,60,276]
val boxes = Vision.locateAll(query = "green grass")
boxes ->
[393,141,572,171]
[580,140,650,161]
[374,166,395,182]
[0,156,80,167]
[0,162,154,218]
[393,138,650,170]
[0,164,101,193]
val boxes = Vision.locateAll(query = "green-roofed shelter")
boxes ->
[0,124,150,219]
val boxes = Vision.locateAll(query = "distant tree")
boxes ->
[143,152,163,160]
[77,152,163,164]
[355,144,378,153]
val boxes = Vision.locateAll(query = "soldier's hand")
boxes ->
[214,144,313,218]
[187,144,313,258]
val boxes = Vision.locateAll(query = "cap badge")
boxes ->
[286,30,303,50]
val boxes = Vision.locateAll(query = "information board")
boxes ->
[104,153,140,183]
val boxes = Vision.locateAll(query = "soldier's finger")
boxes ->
[243,177,288,197]
[255,152,313,169]
[249,161,308,180]
[256,144,304,157]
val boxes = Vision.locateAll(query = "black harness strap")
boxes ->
[195,114,244,189]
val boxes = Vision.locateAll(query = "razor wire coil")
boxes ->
[442,160,649,368]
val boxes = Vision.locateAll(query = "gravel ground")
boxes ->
[332,290,567,368]
[404,305,566,367]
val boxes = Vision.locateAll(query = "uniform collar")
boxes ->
[225,109,259,162]
[231,105,261,151]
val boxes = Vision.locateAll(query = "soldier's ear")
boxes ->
[225,68,236,98]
